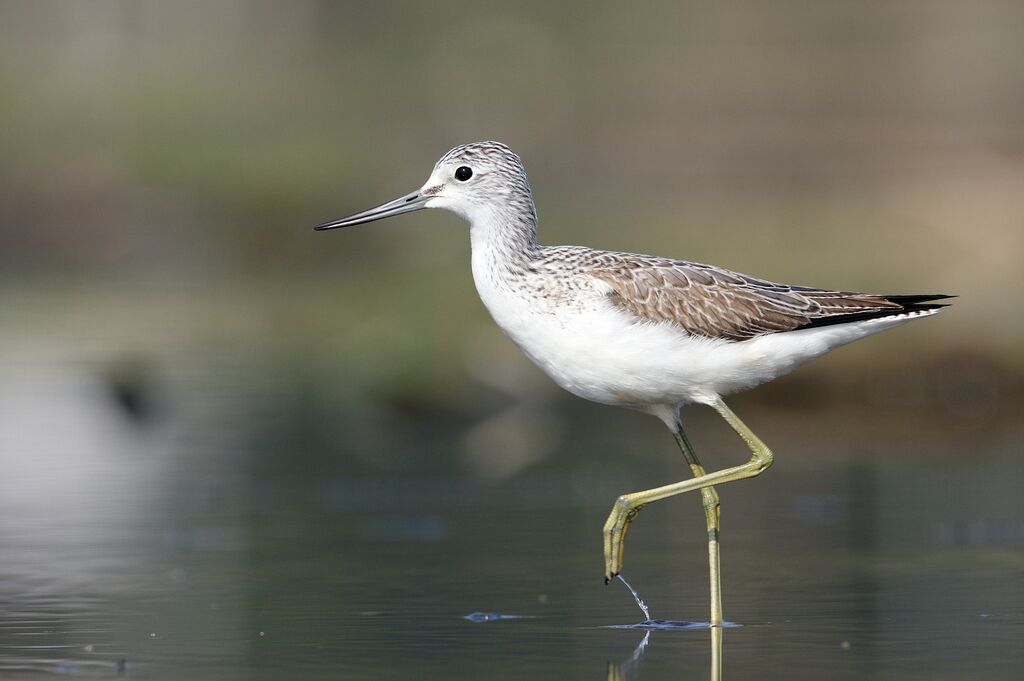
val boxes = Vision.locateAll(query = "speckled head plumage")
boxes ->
[436,141,526,174]
[424,141,537,226]
[314,141,536,233]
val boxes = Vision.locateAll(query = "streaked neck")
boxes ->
[469,202,541,265]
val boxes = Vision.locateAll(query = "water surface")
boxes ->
[1,341,1021,680]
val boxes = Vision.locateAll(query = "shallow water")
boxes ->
[1,341,1022,680]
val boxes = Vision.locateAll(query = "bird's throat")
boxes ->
[468,205,541,272]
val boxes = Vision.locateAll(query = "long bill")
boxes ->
[314,190,428,231]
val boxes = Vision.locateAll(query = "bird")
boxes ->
[314,141,950,626]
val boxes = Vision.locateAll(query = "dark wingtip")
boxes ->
[791,292,955,333]
[883,294,957,305]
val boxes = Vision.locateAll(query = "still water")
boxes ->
[1,339,1022,680]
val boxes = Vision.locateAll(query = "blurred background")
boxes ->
[0,2,1022,680]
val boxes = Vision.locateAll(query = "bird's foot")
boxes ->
[603,494,641,584]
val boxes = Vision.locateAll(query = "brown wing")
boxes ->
[587,257,944,341]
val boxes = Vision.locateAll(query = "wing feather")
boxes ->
[584,255,944,341]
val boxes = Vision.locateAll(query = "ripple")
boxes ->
[462,612,533,623]
[606,619,742,630]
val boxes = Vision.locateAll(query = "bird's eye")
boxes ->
[454,166,473,182]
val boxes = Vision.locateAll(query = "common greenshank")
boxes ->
[314,141,950,625]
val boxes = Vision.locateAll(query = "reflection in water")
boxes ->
[607,631,649,681]
[608,628,722,681]
[710,626,722,681]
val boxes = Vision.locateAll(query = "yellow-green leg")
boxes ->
[603,398,774,625]
[673,426,723,626]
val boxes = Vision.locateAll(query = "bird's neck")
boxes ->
[468,201,541,269]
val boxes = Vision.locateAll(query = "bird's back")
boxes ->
[555,246,950,341]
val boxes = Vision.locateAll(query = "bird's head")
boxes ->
[314,141,535,231]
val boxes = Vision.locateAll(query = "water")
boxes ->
[616,574,652,621]
[1,338,1022,680]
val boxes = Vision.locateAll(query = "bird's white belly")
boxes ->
[477,287,781,407]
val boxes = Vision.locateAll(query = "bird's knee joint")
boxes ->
[748,448,773,475]
[614,495,641,520]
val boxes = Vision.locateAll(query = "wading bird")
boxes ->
[314,142,949,626]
